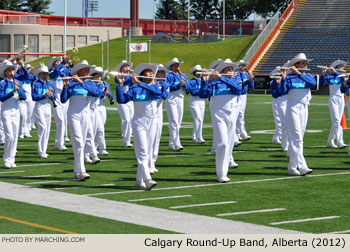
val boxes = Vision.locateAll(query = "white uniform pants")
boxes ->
[53,88,69,147]
[189,96,205,141]
[0,103,4,142]
[132,115,156,182]
[95,104,107,151]
[68,101,89,174]
[84,100,98,158]
[34,102,51,154]
[166,93,184,147]
[117,102,134,144]
[19,84,34,135]
[151,100,163,167]
[272,98,282,140]
[2,108,20,163]
[328,95,344,145]
[276,96,288,150]
[236,94,248,137]
[211,108,238,177]
[286,102,308,170]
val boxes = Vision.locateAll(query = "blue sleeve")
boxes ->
[60,84,72,104]
[82,80,105,97]
[49,82,57,101]
[186,79,200,96]
[116,85,133,104]
[319,75,329,87]
[340,83,349,93]
[160,82,170,100]
[0,81,14,102]
[18,82,26,100]
[300,73,316,88]
[105,83,114,100]
[167,74,181,92]
[220,76,242,93]
[280,77,290,95]
[139,82,162,95]
[270,80,279,98]
[31,81,46,101]
[199,80,212,99]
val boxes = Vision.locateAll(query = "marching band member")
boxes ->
[281,53,316,176]
[199,59,242,183]
[150,64,170,173]
[92,67,113,156]
[48,56,70,151]
[0,58,4,145]
[15,62,35,139]
[165,58,188,151]
[0,60,27,168]
[320,60,347,149]
[116,63,164,190]
[186,65,206,144]
[115,60,134,148]
[31,64,56,158]
[236,60,254,141]
[61,60,105,181]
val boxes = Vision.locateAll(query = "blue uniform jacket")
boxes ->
[320,72,344,86]
[166,72,189,92]
[14,66,35,84]
[0,78,27,102]
[199,76,242,99]
[116,82,163,104]
[270,79,286,98]
[99,81,114,100]
[60,79,105,104]
[49,61,71,80]
[237,71,254,95]
[31,79,56,101]
[281,73,316,94]
[185,77,206,96]
[340,78,350,93]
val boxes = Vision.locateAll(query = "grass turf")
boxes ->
[1,93,350,234]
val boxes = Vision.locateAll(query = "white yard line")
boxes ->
[0,181,303,234]
[169,201,236,209]
[128,195,192,202]
[270,216,340,226]
[84,172,350,196]
[25,180,72,185]
[328,230,350,234]
[54,184,115,190]
[0,171,25,174]
[217,208,286,216]
[0,174,52,179]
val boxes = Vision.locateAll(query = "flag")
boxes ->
[129,43,148,53]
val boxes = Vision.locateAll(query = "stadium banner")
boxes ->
[129,43,148,53]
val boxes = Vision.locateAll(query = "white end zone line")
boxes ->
[84,172,350,196]
[128,195,192,202]
[169,201,236,209]
[0,171,25,174]
[25,180,72,185]
[54,184,115,190]
[217,208,286,216]
[270,216,340,226]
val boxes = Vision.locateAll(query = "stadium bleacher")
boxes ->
[253,0,350,75]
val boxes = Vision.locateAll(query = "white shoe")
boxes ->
[150,166,158,174]
[299,168,312,176]
[24,134,32,138]
[91,156,100,164]
[123,142,133,148]
[198,139,206,144]
[241,135,251,141]
[168,145,177,151]
[99,150,109,156]
[54,145,67,151]
[38,152,48,159]
[272,138,281,144]
[136,181,146,189]
[175,145,184,151]
[64,137,70,142]
[288,168,300,176]
[229,161,239,168]
[145,179,157,190]
[31,125,36,130]
[327,141,337,148]
[282,147,288,152]
[234,141,242,147]
[84,157,93,163]
[217,175,230,183]
[74,172,90,181]
[337,143,347,149]
[3,161,12,169]
[10,162,16,168]
[19,134,24,139]
[238,135,243,141]
[192,139,199,143]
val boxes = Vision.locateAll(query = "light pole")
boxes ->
[64,0,67,53]
[223,0,225,40]
[153,0,156,36]
[188,0,190,37]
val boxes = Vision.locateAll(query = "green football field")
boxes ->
[1,93,350,234]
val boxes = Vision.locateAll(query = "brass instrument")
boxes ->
[15,45,28,62]
[64,47,80,67]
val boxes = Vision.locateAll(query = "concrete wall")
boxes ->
[0,24,122,61]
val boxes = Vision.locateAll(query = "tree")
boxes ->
[0,0,25,11]
[22,0,53,15]
[191,0,220,20]
[155,0,179,20]
[176,0,188,20]
[253,0,289,17]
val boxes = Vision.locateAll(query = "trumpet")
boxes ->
[317,65,346,72]
[64,47,80,65]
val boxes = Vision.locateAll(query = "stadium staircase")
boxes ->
[252,0,350,75]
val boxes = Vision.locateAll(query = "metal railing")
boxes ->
[0,14,41,25]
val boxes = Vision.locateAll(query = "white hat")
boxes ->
[48,56,62,70]
[0,57,7,63]
[32,63,49,76]
[115,60,132,72]
[156,63,169,74]
[330,60,347,69]
[70,60,91,76]
[25,64,32,69]
[282,60,290,68]
[90,66,104,75]
[238,60,249,68]
[133,63,158,77]
[288,53,313,67]
[0,60,18,78]
[270,66,281,76]
[189,65,202,75]
[165,58,183,70]
[215,59,238,73]
[209,59,223,70]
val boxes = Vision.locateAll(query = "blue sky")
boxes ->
[48,0,156,18]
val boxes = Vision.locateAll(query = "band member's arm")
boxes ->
[199,79,212,99]
[0,80,15,102]
[17,80,27,100]
[299,73,316,88]
[138,82,162,96]
[31,81,46,101]
[220,76,243,93]
[82,80,105,97]
[49,82,57,101]
[116,85,133,104]
[160,81,170,100]
[60,80,71,103]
